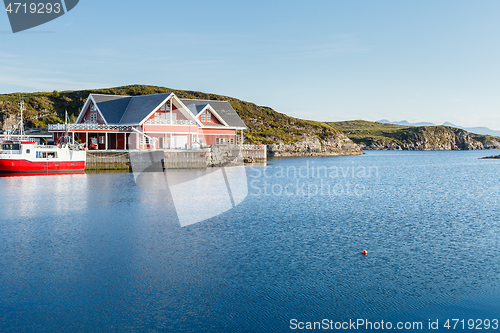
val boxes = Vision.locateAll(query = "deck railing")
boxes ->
[49,120,196,131]
[239,144,266,150]
[145,119,196,125]
[48,124,135,131]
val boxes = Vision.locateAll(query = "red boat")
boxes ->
[0,99,86,175]
[0,140,86,174]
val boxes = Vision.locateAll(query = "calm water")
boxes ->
[1,150,500,332]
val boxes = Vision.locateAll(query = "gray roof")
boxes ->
[92,94,132,124]
[186,103,210,115]
[181,99,247,129]
[90,93,172,125]
[119,93,172,124]
[88,93,246,128]
[201,123,225,127]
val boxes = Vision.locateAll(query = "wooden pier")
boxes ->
[86,151,130,170]
[85,145,266,171]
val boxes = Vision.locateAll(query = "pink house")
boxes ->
[49,93,247,150]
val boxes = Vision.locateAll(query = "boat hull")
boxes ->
[0,159,86,173]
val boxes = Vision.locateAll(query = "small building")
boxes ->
[49,93,247,150]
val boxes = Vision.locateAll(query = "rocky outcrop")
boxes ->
[267,134,363,157]
[0,111,18,130]
[358,126,488,151]
[481,140,500,149]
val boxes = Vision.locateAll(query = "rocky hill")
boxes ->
[329,120,500,150]
[0,85,363,157]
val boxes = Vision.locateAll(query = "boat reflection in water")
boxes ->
[0,171,86,178]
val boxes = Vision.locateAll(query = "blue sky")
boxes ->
[1,0,500,129]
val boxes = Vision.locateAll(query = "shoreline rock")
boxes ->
[357,127,500,151]
[267,134,364,157]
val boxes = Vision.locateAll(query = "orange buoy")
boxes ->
[166,155,170,158]
[361,250,368,256]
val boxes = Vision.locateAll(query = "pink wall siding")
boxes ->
[199,128,237,146]
[80,103,105,124]
[143,124,195,133]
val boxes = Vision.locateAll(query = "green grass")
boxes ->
[327,120,410,145]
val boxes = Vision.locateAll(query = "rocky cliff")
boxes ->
[0,111,18,130]
[359,126,500,150]
[330,120,500,151]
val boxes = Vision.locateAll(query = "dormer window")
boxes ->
[160,102,171,111]
[201,110,211,122]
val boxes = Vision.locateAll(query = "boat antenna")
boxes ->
[19,95,25,140]
[65,110,68,132]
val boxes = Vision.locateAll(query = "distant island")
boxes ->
[1,85,499,156]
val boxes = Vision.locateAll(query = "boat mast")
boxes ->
[19,96,25,140]
[65,110,69,144]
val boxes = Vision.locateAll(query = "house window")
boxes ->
[160,102,171,111]
[216,138,228,145]
[90,113,97,122]
[230,138,234,145]
[90,103,95,111]
[140,137,151,145]
[201,111,211,122]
